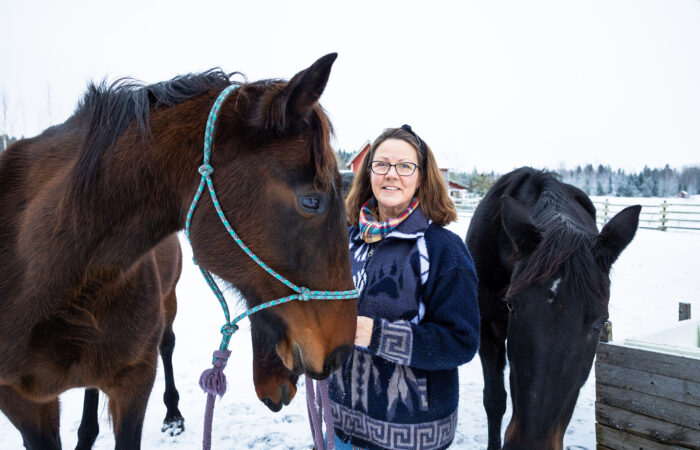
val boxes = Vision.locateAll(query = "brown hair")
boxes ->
[346,127,457,226]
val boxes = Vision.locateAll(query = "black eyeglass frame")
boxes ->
[369,160,420,177]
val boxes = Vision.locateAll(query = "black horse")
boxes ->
[466,167,640,450]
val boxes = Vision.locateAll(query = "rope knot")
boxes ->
[220,323,238,337]
[198,164,214,177]
[199,349,231,397]
[299,286,311,301]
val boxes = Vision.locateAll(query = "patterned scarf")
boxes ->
[359,197,419,243]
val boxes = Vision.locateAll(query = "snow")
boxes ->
[2,209,699,449]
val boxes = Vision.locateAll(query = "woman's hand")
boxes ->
[355,316,374,346]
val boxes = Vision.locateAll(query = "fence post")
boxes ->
[659,200,667,231]
[679,302,691,321]
[600,321,612,342]
[603,198,609,224]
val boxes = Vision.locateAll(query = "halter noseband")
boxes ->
[185,84,358,450]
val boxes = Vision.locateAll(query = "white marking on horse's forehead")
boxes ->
[550,278,562,294]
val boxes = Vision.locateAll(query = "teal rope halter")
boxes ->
[185,83,358,352]
[185,84,358,450]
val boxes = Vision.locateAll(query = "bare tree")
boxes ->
[1,91,8,151]
[46,84,53,125]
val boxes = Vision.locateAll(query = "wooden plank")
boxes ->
[597,383,700,431]
[596,423,693,449]
[596,403,700,448]
[679,302,691,321]
[597,343,700,384]
[595,362,700,407]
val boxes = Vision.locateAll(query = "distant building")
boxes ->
[346,141,371,172]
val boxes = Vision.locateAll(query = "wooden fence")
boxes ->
[595,306,700,449]
[593,199,700,231]
[452,196,700,232]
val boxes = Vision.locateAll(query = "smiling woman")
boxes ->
[332,126,480,450]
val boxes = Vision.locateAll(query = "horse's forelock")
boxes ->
[308,105,337,194]
[239,80,337,194]
[509,190,605,301]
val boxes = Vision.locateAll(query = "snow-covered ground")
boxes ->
[1,206,699,449]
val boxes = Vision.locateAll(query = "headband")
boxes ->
[400,124,428,169]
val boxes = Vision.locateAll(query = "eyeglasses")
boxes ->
[369,161,419,176]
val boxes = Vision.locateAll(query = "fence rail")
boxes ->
[452,196,700,232]
[593,199,700,231]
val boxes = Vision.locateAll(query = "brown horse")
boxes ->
[0,53,357,449]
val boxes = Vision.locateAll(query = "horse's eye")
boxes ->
[505,298,517,315]
[302,197,320,209]
[299,195,323,214]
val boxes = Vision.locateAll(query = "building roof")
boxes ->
[346,140,371,169]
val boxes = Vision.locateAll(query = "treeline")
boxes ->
[450,164,700,198]
[1,134,19,152]
[556,164,699,197]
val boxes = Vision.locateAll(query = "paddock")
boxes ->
[1,210,699,448]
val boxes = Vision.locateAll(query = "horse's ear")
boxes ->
[255,53,337,133]
[593,205,641,272]
[501,195,542,257]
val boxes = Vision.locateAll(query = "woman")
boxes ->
[328,126,480,450]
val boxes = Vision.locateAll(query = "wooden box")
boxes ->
[595,320,700,450]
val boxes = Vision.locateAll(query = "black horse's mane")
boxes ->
[502,169,605,300]
[70,69,235,199]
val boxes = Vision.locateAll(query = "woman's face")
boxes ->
[370,138,421,221]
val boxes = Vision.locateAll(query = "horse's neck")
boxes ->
[77,104,210,268]
[24,98,210,301]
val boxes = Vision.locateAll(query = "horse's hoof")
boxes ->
[161,416,185,436]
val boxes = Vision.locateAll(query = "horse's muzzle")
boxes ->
[304,345,352,380]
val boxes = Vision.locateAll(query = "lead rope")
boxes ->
[185,84,357,450]
[306,377,335,450]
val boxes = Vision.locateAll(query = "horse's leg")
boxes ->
[75,388,99,450]
[104,358,157,450]
[0,386,62,450]
[159,319,184,435]
[480,316,508,450]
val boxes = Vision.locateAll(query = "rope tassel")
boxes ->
[200,350,231,450]
[199,350,231,397]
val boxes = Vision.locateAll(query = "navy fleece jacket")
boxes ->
[329,206,480,450]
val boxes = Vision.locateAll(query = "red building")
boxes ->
[346,141,371,172]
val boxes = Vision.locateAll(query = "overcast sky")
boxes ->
[1,0,699,174]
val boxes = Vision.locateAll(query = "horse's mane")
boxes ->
[70,71,337,198]
[71,69,234,198]
[504,169,606,300]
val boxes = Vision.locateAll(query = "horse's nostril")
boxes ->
[323,345,353,376]
[280,383,291,406]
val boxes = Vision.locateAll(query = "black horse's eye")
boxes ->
[505,298,517,315]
